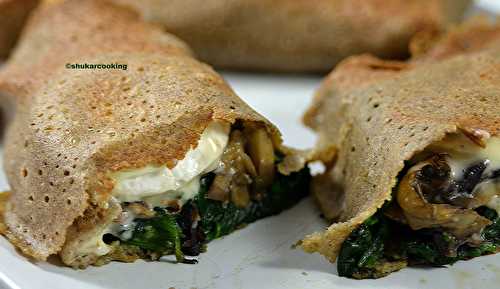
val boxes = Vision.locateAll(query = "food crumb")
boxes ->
[419,278,427,284]
[301,272,308,276]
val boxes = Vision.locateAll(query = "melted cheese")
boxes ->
[80,122,230,258]
[111,121,230,206]
[427,133,500,213]
[428,134,500,179]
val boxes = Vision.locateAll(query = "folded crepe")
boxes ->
[0,0,312,268]
[111,0,472,72]
[301,20,500,279]
[0,0,39,59]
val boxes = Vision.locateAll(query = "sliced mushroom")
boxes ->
[411,154,452,204]
[206,126,278,207]
[245,127,275,190]
[397,166,491,240]
[230,178,251,208]
[413,154,497,210]
[207,174,232,202]
[206,129,255,207]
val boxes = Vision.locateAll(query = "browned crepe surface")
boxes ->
[301,21,500,262]
[111,0,471,72]
[0,0,289,265]
[0,0,39,59]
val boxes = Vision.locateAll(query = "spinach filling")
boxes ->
[337,153,500,279]
[338,205,500,279]
[106,166,310,263]
[122,208,186,262]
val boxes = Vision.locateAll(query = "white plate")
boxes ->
[1,2,499,288]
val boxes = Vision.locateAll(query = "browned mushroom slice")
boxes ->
[245,127,275,190]
[207,174,232,202]
[206,129,256,207]
[230,177,251,208]
[397,163,491,240]
[206,125,278,207]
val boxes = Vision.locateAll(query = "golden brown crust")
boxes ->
[112,0,471,72]
[301,21,500,262]
[0,0,287,265]
[0,0,39,59]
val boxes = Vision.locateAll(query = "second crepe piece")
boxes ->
[301,19,500,278]
[112,0,471,72]
[0,0,312,268]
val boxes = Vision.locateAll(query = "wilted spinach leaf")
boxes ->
[337,206,500,279]
[337,214,389,278]
[197,167,311,241]
[121,166,311,262]
[124,208,184,262]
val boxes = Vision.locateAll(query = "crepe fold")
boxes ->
[0,0,309,266]
[110,0,471,72]
[301,20,500,272]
